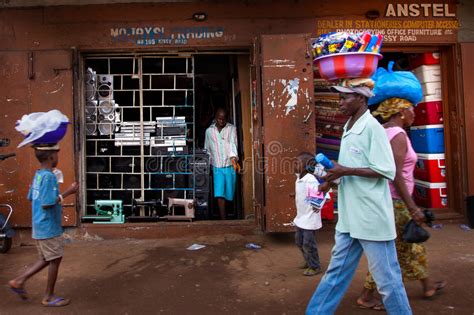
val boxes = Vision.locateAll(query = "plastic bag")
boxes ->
[368,61,423,106]
[402,220,430,243]
[15,110,69,147]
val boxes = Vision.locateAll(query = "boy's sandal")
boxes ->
[42,297,70,307]
[423,280,447,300]
[9,285,28,300]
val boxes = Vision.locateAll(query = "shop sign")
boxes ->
[316,3,459,44]
[110,25,225,46]
[385,3,456,17]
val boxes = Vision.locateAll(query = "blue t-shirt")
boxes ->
[28,169,62,240]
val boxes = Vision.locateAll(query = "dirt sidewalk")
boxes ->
[0,223,473,314]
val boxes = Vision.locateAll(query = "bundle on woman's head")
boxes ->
[368,61,423,107]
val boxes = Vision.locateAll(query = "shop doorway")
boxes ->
[194,55,245,220]
[81,53,250,222]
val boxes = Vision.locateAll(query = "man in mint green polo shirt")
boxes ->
[306,79,412,315]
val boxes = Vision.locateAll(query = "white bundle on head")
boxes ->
[15,110,69,148]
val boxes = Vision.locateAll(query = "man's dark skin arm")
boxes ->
[324,161,388,183]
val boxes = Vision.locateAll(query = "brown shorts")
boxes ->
[36,236,64,261]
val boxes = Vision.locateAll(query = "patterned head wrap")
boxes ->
[372,97,413,121]
[331,78,375,98]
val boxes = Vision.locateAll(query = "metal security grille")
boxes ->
[83,55,195,217]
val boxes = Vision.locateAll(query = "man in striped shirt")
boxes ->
[204,108,239,220]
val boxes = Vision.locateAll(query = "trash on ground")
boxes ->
[431,223,443,229]
[460,224,471,231]
[245,243,262,250]
[187,244,206,251]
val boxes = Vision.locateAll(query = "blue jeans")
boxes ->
[306,231,412,315]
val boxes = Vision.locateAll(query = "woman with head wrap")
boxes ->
[356,96,446,310]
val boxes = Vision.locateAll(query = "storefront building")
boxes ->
[0,0,472,233]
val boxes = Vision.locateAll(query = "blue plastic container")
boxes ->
[318,148,339,161]
[316,153,334,169]
[32,122,70,144]
[410,124,444,154]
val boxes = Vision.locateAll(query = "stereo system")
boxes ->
[85,60,212,221]
[97,75,114,100]
[84,69,119,136]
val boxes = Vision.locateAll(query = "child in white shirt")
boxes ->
[293,152,323,276]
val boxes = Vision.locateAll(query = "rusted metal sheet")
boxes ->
[258,34,315,232]
[0,51,31,227]
[30,50,77,227]
[0,50,77,227]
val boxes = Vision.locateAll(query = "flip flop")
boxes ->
[357,299,385,311]
[9,285,28,300]
[42,297,70,307]
[423,280,447,300]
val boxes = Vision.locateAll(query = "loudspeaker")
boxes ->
[191,173,210,192]
[97,75,113,100]
[97,100,116,135]
[85,68,97,101]
[111,157,139,173]
[194,191,210,220]
[189,152,210,220]
[162,157,187,173]
[86,123,97,136]
[189,152,210,192]
[189,153,210,174]
[86,157,108,172]
[85,100,98,136]
[150,173,189,190]
[98,122,115,136]
[99,174,121,189]
[98,100,116,120]
[150,174,174,189]
[97,100,117,137]
[123,174,141,189]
